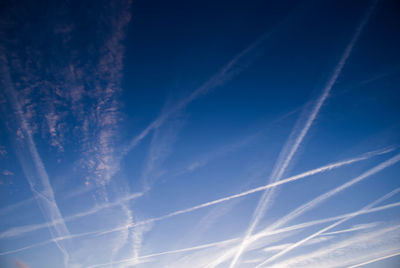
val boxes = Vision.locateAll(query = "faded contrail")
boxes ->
[0,191,142,239]
[229,1,379,266]
[119,6,303,161]
[0,57,71,267]
[348,251,400,268]
[255,186,400,267]
[96,148,391,236]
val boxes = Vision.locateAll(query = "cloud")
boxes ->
[2,170,14,176]
[228,1,380,266]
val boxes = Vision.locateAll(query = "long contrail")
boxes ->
[119,6,304,161]
[96,148,391,236]
[0,191,142,239]
[206,153,400,267]
[2,199,400,258]
[229,1,379,266]
[0,150,393,257]
[255,187,400,267]
[348,251,400,268]
[87,200,400,268]
[0,57,71,267]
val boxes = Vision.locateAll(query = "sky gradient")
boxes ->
[1,0,400,267]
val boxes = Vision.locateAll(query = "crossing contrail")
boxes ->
[0,57,71,267]
[255,186,400,267]
[96,148,392,236]
[228,1,379,266]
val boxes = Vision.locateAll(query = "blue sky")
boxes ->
[1,0,400,267]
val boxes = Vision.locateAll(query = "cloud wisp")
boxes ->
[228,1,379,266]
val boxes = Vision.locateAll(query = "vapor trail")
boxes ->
[87,199,400,268]
[2,200,400,257]
[97,148,391,236]
[0,191,142,239]
[229,1,378,266]
[267,153,400,233]
[0,57,71,266]
[255,187,400,267]
[119,6,304,161]
[348,251,400,268]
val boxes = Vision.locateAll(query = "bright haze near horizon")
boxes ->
[1,0,400,267]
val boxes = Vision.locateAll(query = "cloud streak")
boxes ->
[229,1,379,266]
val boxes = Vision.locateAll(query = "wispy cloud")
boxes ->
[229,1,379,266]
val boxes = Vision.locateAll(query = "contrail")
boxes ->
[119,5,305,161]
[0,56,71,267]
[255,186,400,267]
[229,1,379,266]
[266,153,400,233]
[96,148,391,236]
[0,191,142,239]
[87,199,400,268]
[0,149,393,257]
[206,153,400,267]
[2,199,400,258]
[348,251,400,268]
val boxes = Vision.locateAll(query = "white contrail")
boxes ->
[0,149,393,257]
[348,251,400,268]
[0,57,71,266]
[96,148,391,236]
[267,153,400,232]
[2,200,400,258]
[119,8,301,161]
[207,153,400,267]
[229,1,379,266]
[86,199,399,268]
[255,186,400,267]
[0,191,142,239]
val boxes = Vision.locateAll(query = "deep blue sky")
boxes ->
[1,0,400,267]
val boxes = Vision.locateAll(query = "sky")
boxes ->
[0,0,400,267]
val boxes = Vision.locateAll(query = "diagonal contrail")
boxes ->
[228,1,379,266]
[255,186,400,267]
[96,148,391,236]
[2,199,400,258]
[0,149,393,257]
[0,56,71,267]
[86,200,400,268]
[348,251,400,268]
